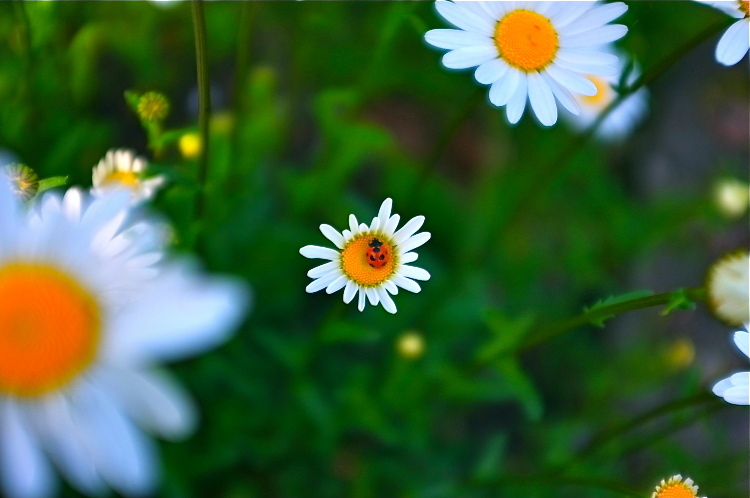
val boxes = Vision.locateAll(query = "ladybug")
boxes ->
[366,238,390,269]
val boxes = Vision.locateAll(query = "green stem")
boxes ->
[191,0,211,226]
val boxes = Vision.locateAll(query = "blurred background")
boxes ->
[0,1,748,496]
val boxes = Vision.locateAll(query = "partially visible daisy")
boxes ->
[561,49,648,141]
[712,324,750,405]
[651,474,705,498]
[0,183,249,497]
[425,0,629,126]
[300,199,430,314]
[706,250,750,326]
[695,1,750,66]
[92,149,165,202]
[2,163,39,201]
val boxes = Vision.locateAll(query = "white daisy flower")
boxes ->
[300,198,431,314]
[712,324,750,405]
[561,48,649,141]
[706,250,750,326]
[651,474,705,498]
[695,0,750,66]
[92,149,165,203]
[0,183,249,497]
[424,0,629,126]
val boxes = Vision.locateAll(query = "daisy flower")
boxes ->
[2,164,39,201]
[424,0,629,126]
[712,324,750,405]
[561,49,649,141]
[651,474,705,498]
[695,1,750,66]
[300,198,431,314]
[0,183,249,497]
[705,250,749,326]
[92,149,165,202]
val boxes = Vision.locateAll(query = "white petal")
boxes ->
[398,265,431,281]
[489,68,520,107]
[443,45,498,69]
[560,24,628,49]
[435,0,496,36]
[556,49,619,67]
[319,224,345,249]
[377,198,392,225]
[365,287,379,306]
[62,188,84,221]
[549,1,596,28]
[425,28,494,50]
[506,74,528,124]
[716,19,750,66]
[383,279,399,295]
[349,214,359,235]
[554,58,619,77]
[475,58,510,85]
[326,274,348,294]
[398,232,431,254]
[377,286,397,314]
[343,281,358,303]
[357,288,367,311]
[734,330,750,359]
[300,245,340,260]
[306,271,340,293]
[393,215,426,245]
[383,214,401,237]
[541,71,581,115]
[370,216,381,232]
[393,274,422,293]
[308,261,338,278]
[546,64,597,96]
[0,403,55,498]
[400,252,419,264]
[562,2,628,36]
[527,72,558,126]
[359,223,369,233]
[720,385,750,405]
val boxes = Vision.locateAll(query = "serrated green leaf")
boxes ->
[661,288,697,315]
[584,290,654,327]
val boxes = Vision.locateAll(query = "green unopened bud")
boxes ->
[3,163,39,201]
[137,91,170,123]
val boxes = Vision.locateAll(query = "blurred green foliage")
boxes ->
[0,1,747,497]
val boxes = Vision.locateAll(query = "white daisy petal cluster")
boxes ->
[425,0,629,126]
[300,198,431,314]
[651,474,705,498]
[706,250,750,326]
[712,324,750,405]
[0,183,249,497]
[92,149,166,203]
[695,0,750,66]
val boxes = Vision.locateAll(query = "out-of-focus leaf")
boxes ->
[583,290,655,327]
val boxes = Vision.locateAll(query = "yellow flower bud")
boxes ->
[3,164,39,201]
[396,331,425,360]
[179,133,202,160]
[137,91,170,123]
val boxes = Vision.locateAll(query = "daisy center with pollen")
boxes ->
[580,76,613,107]
[654,483,698,498]
[0,264,101,397]
[495,10,559,72]
[340,235,396,287]
[102,170,140,189]
[740,1,749,16]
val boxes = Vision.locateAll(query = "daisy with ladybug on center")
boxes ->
[425,1,629,126]
[300,199,431,314]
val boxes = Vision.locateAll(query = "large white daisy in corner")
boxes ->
[712,324,750,405]
[425,0,629,126]
[0,184,249,497]
[695,1,750,66]
[300,199,431,314]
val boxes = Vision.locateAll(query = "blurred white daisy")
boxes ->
[300,199,431,314]
[425,0,629,126]
[695,1,750,66]
[92,149,165,203]
[561,49,648,141]
[0,184,249,497]
[651,474,705,498]
[706,250,750,326]
[712,325,750,405]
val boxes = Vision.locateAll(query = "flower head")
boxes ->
[652,474,705,498]
[425,0,629,126]
[695,1,750,66]
[92,149,165,202]
[2,163,39,201]
[712,324,749,405]
[300,199,431,314]
[0,182,249,497]
[397,331,426,360]
[706,250,750,326]
[137,91,170,123]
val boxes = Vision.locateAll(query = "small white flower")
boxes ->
[695,1,750,66]
[92,149,165,202]
[0,183,249,497]
[712,325,750,405]
[706,250,750,326]
[561,48,649,141]
[300,199,431,314]
[651,474,705,498]
[425,0,629,126]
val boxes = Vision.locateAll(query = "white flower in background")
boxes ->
[0,184,249,497]
[561,49,649,141]
[424,1,629,126]
[713,177,750,218]
[651,474,705,498]
[92,149,165,202]
[712,325,750,405]
[706,250,750,326]
[695,1,750,66]
[300,199,431,314]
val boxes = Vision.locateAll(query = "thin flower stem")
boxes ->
[191,0,211,226]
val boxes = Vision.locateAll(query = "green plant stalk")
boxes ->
[191,0,211,225]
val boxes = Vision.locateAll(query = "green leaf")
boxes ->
[492,358,544,421]
[661,288,697,315]
[583,290,654,327]
[36,176,68,194]
[476,311,536,362]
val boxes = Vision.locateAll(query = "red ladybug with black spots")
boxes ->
[366,238,390,269]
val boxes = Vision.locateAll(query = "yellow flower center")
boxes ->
[340,234,396,287]
[102,170,140,188]
[495,10,559,72]
[654,483,697,498]
[0,264,101,397]
[580,75,613,107]
[740,1,749,16]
